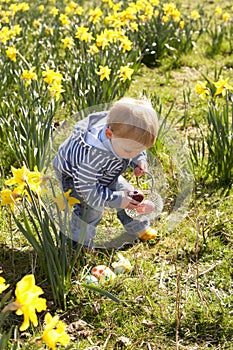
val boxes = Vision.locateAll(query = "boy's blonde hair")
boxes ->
[107,97,159,148]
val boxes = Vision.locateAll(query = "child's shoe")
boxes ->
[138,227,157,241]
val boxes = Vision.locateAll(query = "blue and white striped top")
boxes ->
[53,111,146,209]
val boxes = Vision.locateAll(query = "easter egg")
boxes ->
[91,265,116,280]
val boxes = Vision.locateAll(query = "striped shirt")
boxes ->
[53,111,146,209]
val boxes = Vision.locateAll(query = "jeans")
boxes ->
[54,169,149,248]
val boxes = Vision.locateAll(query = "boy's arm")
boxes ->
[72,163,124,209]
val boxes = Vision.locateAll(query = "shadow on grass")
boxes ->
[0,243,35,287]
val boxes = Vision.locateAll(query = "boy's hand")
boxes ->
[134,160,148,176]
[120,192,139,209]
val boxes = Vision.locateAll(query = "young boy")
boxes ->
[53,97,159,248]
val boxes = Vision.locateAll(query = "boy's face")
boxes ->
[111,137,146,159]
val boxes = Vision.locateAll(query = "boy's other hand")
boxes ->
[134,160,148,176]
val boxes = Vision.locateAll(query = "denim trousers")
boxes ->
[54,169,149,248]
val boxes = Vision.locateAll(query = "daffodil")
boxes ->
[42,312,70,350]
[6,46,17,62]
[171,9,181,22]
[53,189,80,211]
[5,165,30,189]
[96,32,110,49]
[118,65,134,82]
[195,81,210,99]
[222,12,230,22]
[0,272,9,293]
[49,7,59,17]
[48,81,65,101]
[180,20,185,29]
[61,36,75,49]
[129,21,138,32]
[0,27,11,44]
[190,10,200,21]
[33,19,41,28]
[3,275,47,331]
[59,13,70,26]
[162,15,169,23]
[42,69,63,85]
[74,6,84,15]
[4,165,45,197]
[38,5,44,13]
[27,166,46,195]
[119,37,133,51]
[87,44,99,55]
[214,78,233,96]
[215,7,222,15]
[89,8,103,24]
[45,27,54,35]
[21,67,37,87]
[0,188,22,211]
[65,1,77,14]
[75,26,94,43]
[162,3,177,16]
[96,65,111,81]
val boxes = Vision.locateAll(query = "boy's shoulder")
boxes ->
[74,111,108,132]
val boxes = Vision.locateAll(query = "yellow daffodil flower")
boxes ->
[3,275,47,331]
[61,36,75,49]
[0,27,11,44]
[180,20,185,29]
[118,65,134,82]
[21,67,37,87]
[38,5,44,13]
[222,12,230,22]
[119,37,133,51]
[48,81,65,100]
[172,9,181,22]
[59,13,70,26]
[0,188,22,211]
[75,26,94,43]
[96,32,110,49]
[74,6,84,15]
[49,7,59,17]
[33,19,41,28]
[214,78,233,96]
[53,189,80,211]
[195,81,210,99]
[11,25,22,36]
[89,8,103,24]
[215,7,222,15]
[6,46,17,62]
[5,165,30,188]
[149,0,159,6]
[129,21,139,32]
[190,10,200,20]
[42,69,63,85]
[4,165,45,197]
[0,272,9,293]
[97,65,111,81]
[27,166,46,195]
[42,312,70,350]
[45,27,54,36]
[87,44,99,55]
[162,15,169,23]
[162,3,177,16]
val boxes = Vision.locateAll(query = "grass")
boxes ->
[1,1,233,349]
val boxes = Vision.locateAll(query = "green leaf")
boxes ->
[82,283,120,303]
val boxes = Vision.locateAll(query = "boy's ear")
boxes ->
[105,127,113,139]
